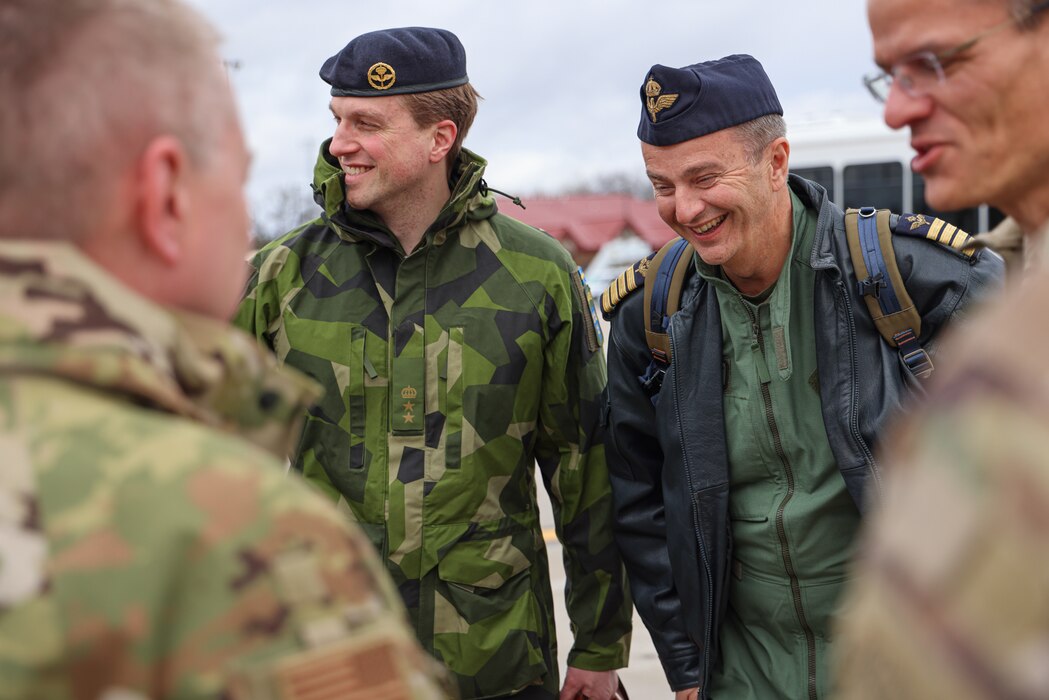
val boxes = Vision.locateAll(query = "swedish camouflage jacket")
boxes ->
[236,143,632,698]
[0,241,451,699]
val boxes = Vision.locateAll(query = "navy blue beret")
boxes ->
[637,54,783,146]
[320,26,468,97]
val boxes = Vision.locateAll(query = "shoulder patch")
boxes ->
[894,213,978,258]
[600,251,657,320]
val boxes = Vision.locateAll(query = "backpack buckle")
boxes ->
[893,328,934,379]
[858,273,887,299]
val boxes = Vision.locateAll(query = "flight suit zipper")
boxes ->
[742,302,818,700]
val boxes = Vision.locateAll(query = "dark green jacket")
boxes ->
[236,142,631,698]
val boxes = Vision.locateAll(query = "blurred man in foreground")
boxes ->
[835,1,1049,697]
[0,1,448,697]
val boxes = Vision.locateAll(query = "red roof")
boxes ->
[501,194,676,253]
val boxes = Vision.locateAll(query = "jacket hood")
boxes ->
[0,242,320,459]
[310,139,497,248]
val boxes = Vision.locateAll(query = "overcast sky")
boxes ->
[186,1,885,220]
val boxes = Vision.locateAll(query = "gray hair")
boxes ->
[0,0,231,240]
[733,113,788,163]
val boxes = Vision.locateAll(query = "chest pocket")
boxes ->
[285,321,372,502]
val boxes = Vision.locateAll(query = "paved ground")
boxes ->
[538,484,672,699]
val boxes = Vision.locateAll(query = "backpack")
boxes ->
[601,207,980,395]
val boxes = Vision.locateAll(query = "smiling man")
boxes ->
[600,54,1003,700]
[236,26,632,700]
[833,1,1049,697]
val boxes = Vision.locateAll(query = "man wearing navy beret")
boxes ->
[236,26,632,700]
[601,54,1003,699]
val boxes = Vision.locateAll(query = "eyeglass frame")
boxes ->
[863,0,1049,103]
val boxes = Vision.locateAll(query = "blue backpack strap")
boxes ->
[845,207,933,379]
[640,238,694,395]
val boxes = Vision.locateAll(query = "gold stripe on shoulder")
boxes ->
[600,252,657,318]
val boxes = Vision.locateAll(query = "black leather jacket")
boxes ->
[603,176,1005,695]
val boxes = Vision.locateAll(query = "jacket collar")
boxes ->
[0,242,319,459]
[310,139,496,251]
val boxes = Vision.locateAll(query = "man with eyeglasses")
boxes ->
[833,1,1049,697]
[862,0,1049,267]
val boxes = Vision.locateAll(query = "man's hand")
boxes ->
[674,688,699,700]
[559,667,619,700]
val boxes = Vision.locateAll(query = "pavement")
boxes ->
[538,484,672,699]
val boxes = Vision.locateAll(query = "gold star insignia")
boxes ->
[403,401,415,413]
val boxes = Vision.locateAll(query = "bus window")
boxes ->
[791,166,834,200]
[843,162,903,212]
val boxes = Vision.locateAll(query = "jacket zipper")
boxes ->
[743,303,818,700]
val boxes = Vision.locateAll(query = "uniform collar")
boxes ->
[0,241,320,459]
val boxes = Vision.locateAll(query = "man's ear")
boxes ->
[429,119,458,163]
[136,135,189,265]
[768,137,791,191]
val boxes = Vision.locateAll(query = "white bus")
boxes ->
[787,116,1003,233]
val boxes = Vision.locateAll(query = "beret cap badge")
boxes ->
[645,77,679,123]
[367,62,396,90]
[320,26,468,97]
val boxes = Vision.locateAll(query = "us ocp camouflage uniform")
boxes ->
[834,222,1049,699]
[0,241,452,700]
[235,141,632,698]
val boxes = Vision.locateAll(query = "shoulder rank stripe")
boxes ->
[894,213,978,258]
[600,251,656,319]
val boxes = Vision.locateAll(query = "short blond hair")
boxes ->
[402,83,482,167]
[0,0,231,240]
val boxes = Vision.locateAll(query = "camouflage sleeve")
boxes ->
[233,239,344,502]
[233,244,296,351]
[535,268,632,671]
[833,371,1049,699]
[0,427,455,700]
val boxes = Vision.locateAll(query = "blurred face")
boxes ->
[643,128,780,273]
[182,114,252,320]
[868,0,1049,214]
[328,95,436,219]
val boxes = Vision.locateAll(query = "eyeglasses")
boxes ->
[863,0,1049,103]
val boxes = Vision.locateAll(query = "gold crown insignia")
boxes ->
[367,62,396,90]
[400,386,418,399]
[645,77,679,124]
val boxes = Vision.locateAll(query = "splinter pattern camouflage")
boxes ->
[0,241,452,700]
[236,143,632,698]
[834,227,1049,700]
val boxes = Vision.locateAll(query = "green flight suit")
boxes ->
[235,142,631,699]
[699,191,862,699]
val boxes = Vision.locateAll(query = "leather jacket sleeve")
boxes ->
[603,289,702,691]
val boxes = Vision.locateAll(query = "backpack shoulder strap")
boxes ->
[845,206,933,379]
[643,237,694,366]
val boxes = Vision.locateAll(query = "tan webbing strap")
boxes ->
[844,208,922,348]
[643,239,694,364]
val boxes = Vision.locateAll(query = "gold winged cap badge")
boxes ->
[645,77,679,123]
